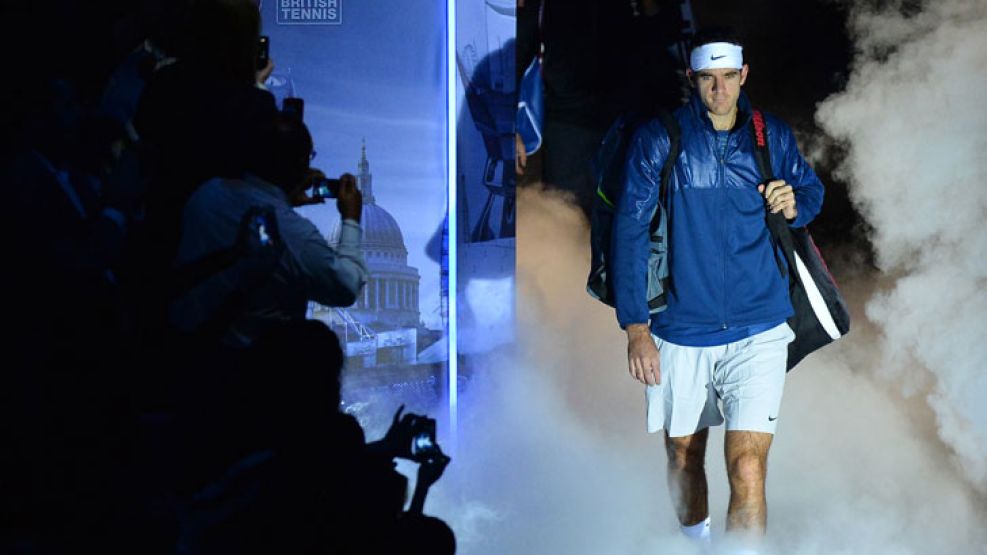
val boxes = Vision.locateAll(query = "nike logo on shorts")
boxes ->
[768,416,778,421]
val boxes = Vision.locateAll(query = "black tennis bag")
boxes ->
[750,110,851,370]
[586,111,680,313]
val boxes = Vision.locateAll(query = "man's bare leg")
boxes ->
[664,428,710,526]
[724,430,773,535]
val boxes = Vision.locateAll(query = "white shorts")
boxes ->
[645,323,795,437]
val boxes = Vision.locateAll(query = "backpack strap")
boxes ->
[656,110,681,195]
[651,110,680,234]
[750,109,799,282]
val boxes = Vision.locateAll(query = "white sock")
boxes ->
[680,516,711,544]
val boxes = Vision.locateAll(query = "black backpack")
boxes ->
[586,110,680,314]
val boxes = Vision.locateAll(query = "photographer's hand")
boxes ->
[367,404,417,459]
[289,169,327,207]
[410,450,451,514]
[336,173,362,222]
[418,450,450,488]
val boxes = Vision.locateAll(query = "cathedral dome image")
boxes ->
[353,203,406,253]
[329,142,421,331]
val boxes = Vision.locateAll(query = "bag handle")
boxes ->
[750,110,800,284]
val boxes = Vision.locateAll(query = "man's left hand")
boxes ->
[758,179,797,221]
[378,404,417,459]
[290,169,329,207]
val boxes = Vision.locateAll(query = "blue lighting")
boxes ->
[446,0,458,440]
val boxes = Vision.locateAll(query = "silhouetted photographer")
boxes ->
[173,321,454,554]
[169,112,368,348]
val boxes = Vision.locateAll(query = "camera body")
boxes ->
[409,416,441,463]
[311,178,340,201]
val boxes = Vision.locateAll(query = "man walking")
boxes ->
[611,28,824,552]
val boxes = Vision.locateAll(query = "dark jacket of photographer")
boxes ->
[170,173,367,347]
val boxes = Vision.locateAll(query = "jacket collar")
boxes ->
[687,90,754,133]
[243,172,291,205]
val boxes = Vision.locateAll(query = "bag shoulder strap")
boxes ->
[651,110,680,233]
[656,110,680,201]
[750,110,775,180]
[750,109,799,281]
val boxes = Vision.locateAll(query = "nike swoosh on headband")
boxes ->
[711,55,727,60]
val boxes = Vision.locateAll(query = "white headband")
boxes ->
[690,42,744,71]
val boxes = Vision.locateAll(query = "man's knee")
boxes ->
[727,453,766,489]
[725,431,772,490]
[664,429,708,472]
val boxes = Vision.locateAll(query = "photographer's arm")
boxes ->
[409,452,451,515]
[409,479,428,515]
[296,174,369,307]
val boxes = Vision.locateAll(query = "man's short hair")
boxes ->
[689,26,745,52]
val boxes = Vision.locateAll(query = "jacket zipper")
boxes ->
[718,132,728,330]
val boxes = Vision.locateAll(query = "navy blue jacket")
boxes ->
[611,92,825,345]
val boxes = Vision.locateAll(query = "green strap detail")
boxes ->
[596,186,615,208]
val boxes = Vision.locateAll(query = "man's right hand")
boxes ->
[626,323,660,385]
[336,173,362,222]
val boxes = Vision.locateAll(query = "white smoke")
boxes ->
[425,187,987,554]
[815,0,987,491]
